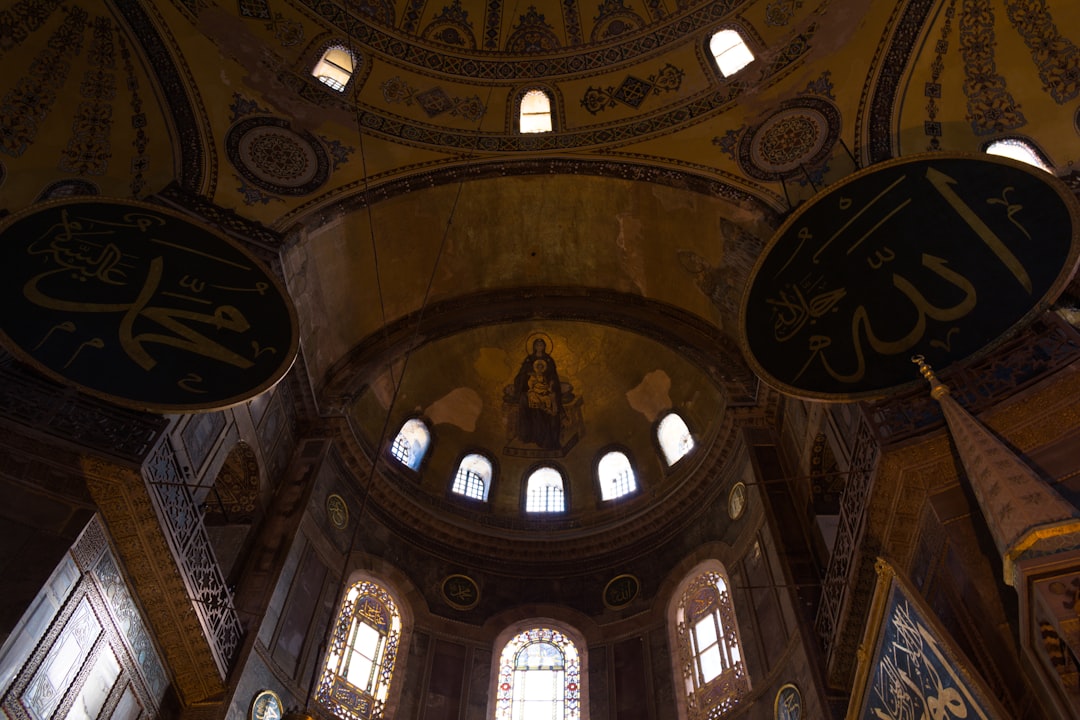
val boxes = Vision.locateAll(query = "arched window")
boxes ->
[519,89,553,133]
[672,566,749,719]
[598,451,637,501]
[390,418,430,471]
[318,580,402,720]
[709,30,754,77]
[495,627,582,720]
[313,45,357,91]
[984,137,1053,173]
[657,412,694,466]
[525,466,565,512]
[452,453,493,501]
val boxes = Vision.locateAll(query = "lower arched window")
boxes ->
[673,565,749,719]
[495,627,581,720]
[318,581,402,720]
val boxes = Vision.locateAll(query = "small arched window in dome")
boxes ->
[389,418,430,471]
[525,466,565,512]
[709,29,754,77]
[312,46,356,92]
[657,412,694,466]
[984,137,1053,173]
[452,453,492,501]
[519,89,553,134]
[598,451,637,501]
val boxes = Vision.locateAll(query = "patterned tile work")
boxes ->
[0,0,65,62]
[296,0,748,79]
[764,0,802,27]
[959,0,1025,136]
[0,6,87,158]
[798,69,835,100]
[112,0,205,191]
[60,16,115,176]
[561,0,583,46]
[382,76,486,121]
[506,6,561,52]
[736,96,840,181]
[116,31,150,196]
[238,0,271,19]
[922,0,956,150]
[1004,0,1080,104]
[421,0,476,48]
[591,0,646,42]
[265,11,304,46]
[402,0,429,34]
[580,63,683,114]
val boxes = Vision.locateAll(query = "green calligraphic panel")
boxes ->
[0,199,298,412]
[740,154,1080,400]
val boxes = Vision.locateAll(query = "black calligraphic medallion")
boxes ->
[602,574,639,609]
[0,199,299,412]
[441,574,480,610]
[740,153,1080,400]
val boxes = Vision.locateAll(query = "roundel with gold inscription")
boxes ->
[0,199,299,412]
[739,153,1080,400]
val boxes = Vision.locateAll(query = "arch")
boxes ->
[525,466,565,512]
[668,560,750,720]
[389,418,431,471]
[492,624,584,719]
[518,88,554,133]
[708,29,754,77]
[317,579,404,720]
[452,452,493,501]
[597,450,637,501]
[657,411,695,466]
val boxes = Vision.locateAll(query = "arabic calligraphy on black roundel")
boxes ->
[0,199,299,412]
[739,153,1080,400]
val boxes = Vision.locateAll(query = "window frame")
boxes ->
[489,621,589,720]
[655,411,695,469]
[705,27,755,78]
[450,451,496,504]
[514,86,557,134]
[982,135,1055,173]
[522,464,568,514]
[595,446,639,503]
[387,416,433,473]
[310,42,362,94]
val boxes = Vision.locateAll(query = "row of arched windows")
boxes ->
[319,562,747,720]
[387,412,695,511]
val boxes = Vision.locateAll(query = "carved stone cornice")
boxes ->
[79,455,226,705]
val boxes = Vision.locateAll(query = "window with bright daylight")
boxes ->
[390,418,431,471]
[525,466,565,512]
[985,138,1053,173]
[317,581,402,720]
[657,412,694,466]
[598,451,637,501]
[676,569,748,717]
[452,453,493,501]
[519,89,553,133]
[709,30,754,77]
[313,46,356,91]
[494,627,581,720]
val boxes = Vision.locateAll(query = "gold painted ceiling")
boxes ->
[1,0,1079,544]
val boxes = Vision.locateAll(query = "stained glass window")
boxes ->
[598,451,637,501]
[318,581,402,720]
[519,89,553,133]
[675,570,748,719]
[390,418,430,470]
[525,467,565,512]
[495,628,581,720]
[452,453,493,501]
[313,46,356,91]
[657,412,694,466]
[709,30,754,77]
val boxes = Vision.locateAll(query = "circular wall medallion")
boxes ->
[226,117,330,196]
[0,198,299,412]
[326,494,349,530]
[441,574,480,610]
[602,574,639,609]
[740,153,1080,400]
[774,683,802,720]
[738,98,841,181]
[728,481,747,520]
[251,689,283,720]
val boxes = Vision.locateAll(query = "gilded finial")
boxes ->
[911,355,950,399]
